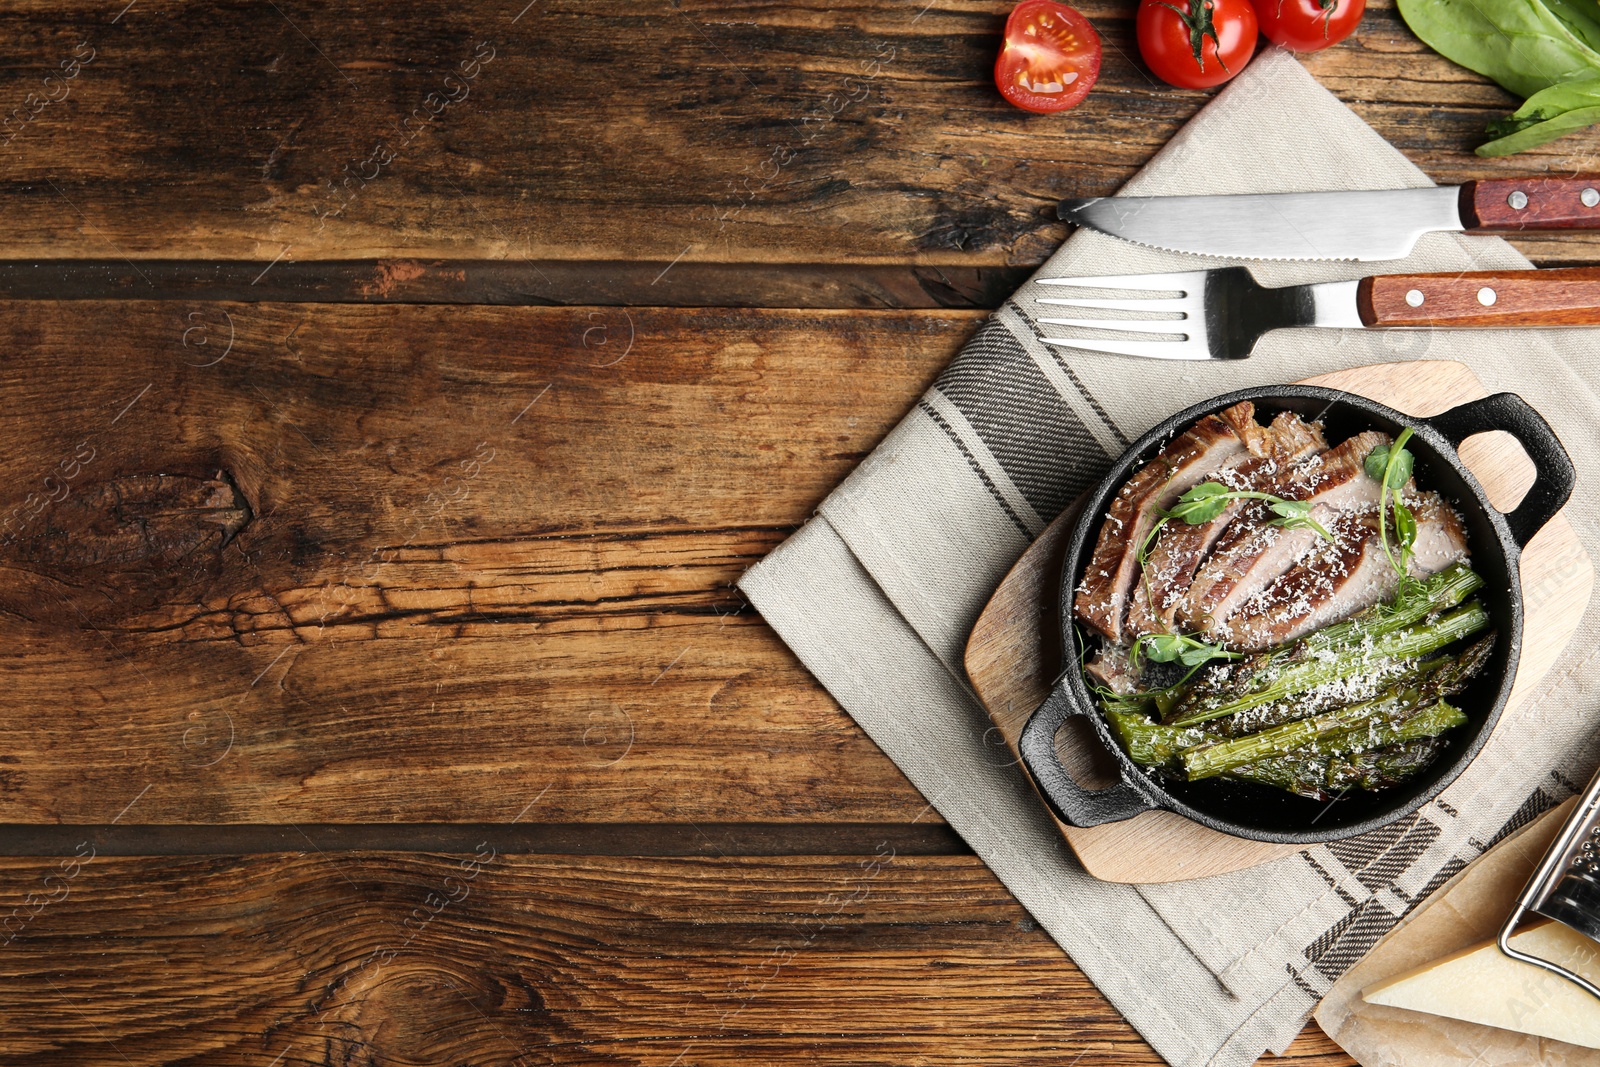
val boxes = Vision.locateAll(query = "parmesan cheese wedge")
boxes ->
[1361,920,1600,1050]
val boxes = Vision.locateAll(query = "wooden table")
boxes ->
[0,3,1577,1063]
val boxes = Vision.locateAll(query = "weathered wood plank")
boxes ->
[0,0,1596,273]
[0,822,972,856]
[0,302,972,823]
[0,851,1356,1065]
[0,259,1032,308]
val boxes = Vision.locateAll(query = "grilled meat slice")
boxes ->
[1267,410,1327,460]
[1278,430,1395,505]
[1084,645,1138,695]
[1216,511,1386,652]
[1073,402,1255,643]
[1218,402,1277,458]
[1218,496,1469,651]
[1126,412,1327,637]
[1180,430,1392,638]
[1406,494,1473,573]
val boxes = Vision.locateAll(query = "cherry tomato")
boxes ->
[1253,0,1365,52]
[1136,0,1258,90]
[994,1,1102,113]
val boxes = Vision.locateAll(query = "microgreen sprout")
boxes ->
[1365,429,1419,586]
[1131,632,1241,682]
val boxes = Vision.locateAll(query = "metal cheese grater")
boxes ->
[1500,760,1600,1000]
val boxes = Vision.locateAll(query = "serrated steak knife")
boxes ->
[1057,178,1600,261]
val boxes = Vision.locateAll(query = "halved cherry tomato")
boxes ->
[1253,0,1365,52]
[994,1,1102,113]
[1136,0,1258,90]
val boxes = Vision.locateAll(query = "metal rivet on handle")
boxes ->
[1584,188,1600,207]
[1405,289,1424,307]
[1478,287,1497,306]
[1508,190,1529,210]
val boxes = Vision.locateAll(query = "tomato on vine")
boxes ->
[994,0,1102,113]
[1136,0,1258,90]
[1253,0,1365,52]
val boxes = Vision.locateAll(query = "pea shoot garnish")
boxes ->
[1132,631,1241,670]
[1365,428,1419,583]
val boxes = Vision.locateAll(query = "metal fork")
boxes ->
[1034,265,1600,360]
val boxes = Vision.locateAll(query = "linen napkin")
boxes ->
[741,47,1600,1067]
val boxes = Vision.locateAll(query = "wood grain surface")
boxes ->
[0,259,1032,309]
[0,850,1356,1066]
[1362,267,1600,327]
[966,361,1594,883]
[14,0,1597,1059]
[0,0,1594,277]
[0,302,983,825]
[1465,177,1600,232]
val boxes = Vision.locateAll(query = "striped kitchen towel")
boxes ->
[740,48,1600,1067]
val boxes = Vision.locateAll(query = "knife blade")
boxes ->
[1056,177,1600,261]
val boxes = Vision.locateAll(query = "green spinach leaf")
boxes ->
[1539,0,1600,54]
[1479,77,1600,154]
[1397,0,1600,98]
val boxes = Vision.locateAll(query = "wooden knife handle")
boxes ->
[1358,268,1600,327]
[1461,177,1600,231]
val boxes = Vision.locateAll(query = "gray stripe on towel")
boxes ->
[933,317,1110,524]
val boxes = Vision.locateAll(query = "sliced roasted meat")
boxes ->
[1217,496,1469,651]
[1257,409,1327,466]
[1179,429,1392,639]
[1218,402,1275,458]
[1407,493,1472,573]
[1215,511,1383,652]
[1126,412,1327,637]
[1182,515,1326,640]
[1278,429,1395,507]
[1084,645,1138,695]
[1073,401,1256,643]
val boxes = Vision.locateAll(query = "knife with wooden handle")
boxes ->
[1057,177,1600,262]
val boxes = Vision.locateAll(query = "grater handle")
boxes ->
[1498,761,1600,1001]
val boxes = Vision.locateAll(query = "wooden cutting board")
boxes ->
[963,361,1595,885]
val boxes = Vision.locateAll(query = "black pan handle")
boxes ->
[1019,686,1156,828]
[1423,393,1575,549]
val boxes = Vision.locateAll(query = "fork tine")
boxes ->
[1035,316,1189,335]
[1035,296,1194,312]
[1037,269,1223,360]
[1035,270,1211,291]
[1039,336,1213,361]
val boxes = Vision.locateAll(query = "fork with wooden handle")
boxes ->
[1035,266,1600,361]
